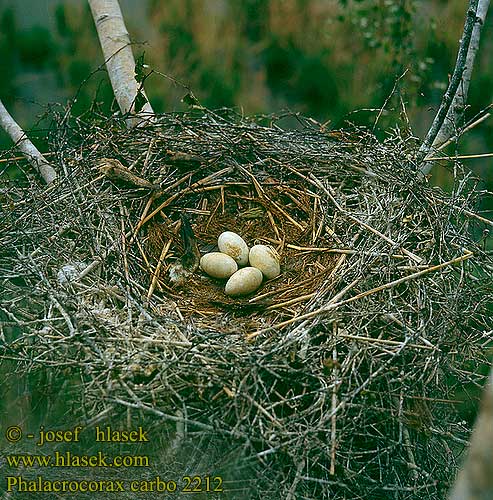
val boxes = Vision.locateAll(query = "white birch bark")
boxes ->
[420,0,489,174]
[88,0,154,126]
[432,0,490,151]
[0,98,57,184]
[449,366,493,500]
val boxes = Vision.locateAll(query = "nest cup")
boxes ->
[146,174,337,329]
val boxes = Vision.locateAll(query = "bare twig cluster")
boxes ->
[1,107,492,499]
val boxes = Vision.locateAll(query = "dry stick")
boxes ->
[312,338,415,435]
[129,193,158,246]
[433,197,493,228]
[266,210,281,240]
[435,109,491,152]
[245,166,305,230]
[312,196,318,244]
[386,312,437,349]
[119,204,133,324]
[247,251,473,340]
[260,239,339,252]
[267,252,354,311]
[119,283,189,343]
[330,322,339,476]
[242,393,282,428]
[338,333,435,351]
[347,213,423,264]
[268,197,305,231]
[129,174,188,246]
[147,239,172,301]
[134,237,153,275]
[372,69,409,131]
[88,0,154,127]
[282,164,347,246]
[286,457,306,500]
[425,152,493,161]
[418,0,483,172]
[0,151,55,163]
[139,167,232,227]
[266,293,317,311]
[249,272,326,302]
[308,173,423,264]
[78,228,133,281]
[0,98,57,184]
[289,234,363,344]
[394,392,420,481]
[143,138,155,170]
[111,398,222,434]
[49,295,76,337]
[283,268,361,348]
[262,237,413,258]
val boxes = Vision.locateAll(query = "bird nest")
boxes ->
[1,107,493,499]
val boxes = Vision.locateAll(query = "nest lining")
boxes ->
[1,108,493,499]
[144,176,338,329]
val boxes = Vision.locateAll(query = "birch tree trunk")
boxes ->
[0,98,57,185]
[88,0,154,126]
[449,366,493,500]
[419,0,490,174]
[431,0,490,151]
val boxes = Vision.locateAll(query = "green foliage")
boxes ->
[54,3,73,38]
[264,38,299,91]
[243,0,270,42]
[67,59,92,87]
[338,0,435,105]
[0,9,16,99]
[262,39,343,119]
[339,0,415,55]
[17,26,56,68]
[181,91,201,108]
[294,54,342,116]
[161,22,198,63]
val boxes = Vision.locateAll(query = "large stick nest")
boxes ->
[1,107,492,499]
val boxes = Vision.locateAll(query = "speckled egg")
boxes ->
[218,231,249,266]
[200,252,238,279]
[225,267,263,297]
[249,245,281,279]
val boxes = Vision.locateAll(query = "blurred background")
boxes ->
[0,0,492,189]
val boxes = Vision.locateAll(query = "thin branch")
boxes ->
[424,152,493,161]
[418,0,488,172]
[88,0,154,126]
[0,98,57,184]
[436,105,492,152]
